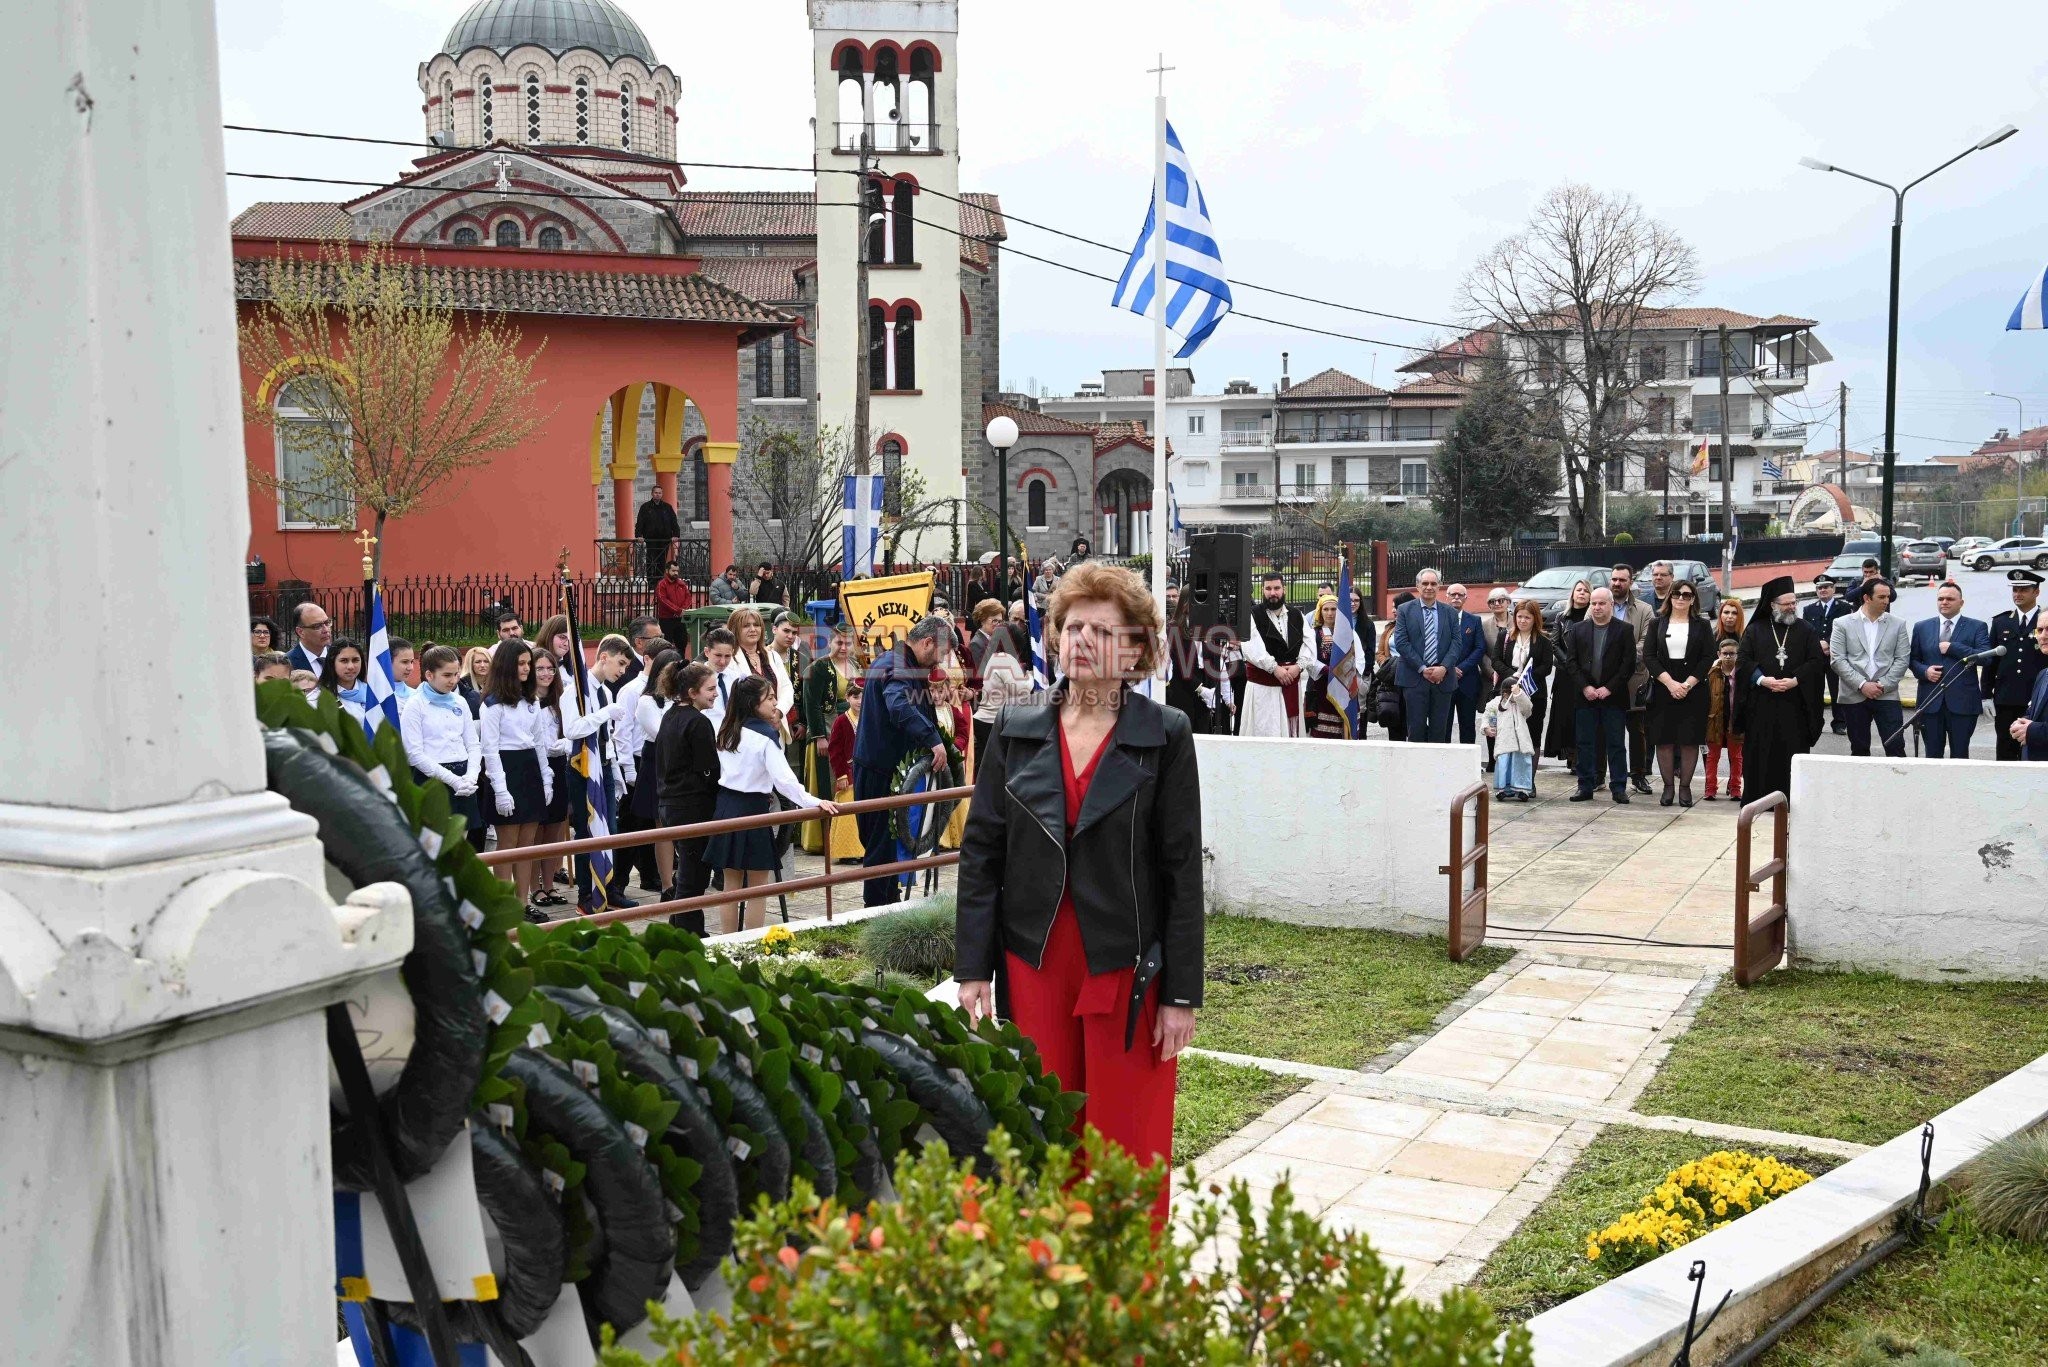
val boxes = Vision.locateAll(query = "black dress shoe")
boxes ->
[1631,778,1654,796]
[1612,790,1631,804]
[1569,790,1595,802]
[1678,787,1695,808]
[606,892,640,911]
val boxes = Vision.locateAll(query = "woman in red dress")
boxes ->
[957,562,1204,1227]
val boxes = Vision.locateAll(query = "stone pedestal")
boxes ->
[0,1,413,1359]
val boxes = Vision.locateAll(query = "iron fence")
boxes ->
[251,573,686,646]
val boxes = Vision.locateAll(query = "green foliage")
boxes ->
[1612,531,1635,545]
[1602,494,1661,544]
[858,899,958,979]
[598,1129,1533,1367]
[1428,350,1560,542]
[1172,1054,1305,1164]
[1966,1127,2048,1245]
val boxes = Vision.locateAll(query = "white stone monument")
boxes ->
[0,2,413,1360]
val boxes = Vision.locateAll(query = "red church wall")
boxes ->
[240,303,743,586]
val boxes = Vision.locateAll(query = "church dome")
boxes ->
[440,0,658,65]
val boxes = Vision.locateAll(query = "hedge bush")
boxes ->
[858,897,958,979]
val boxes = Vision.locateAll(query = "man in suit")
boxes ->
[1829,579,1911,757]
[1563,587,1637,802]
[1392,568,1463,744]
[285,601,332,674]
[1909,581,1992,758]
[1986,569,2048,761]
[1802,575,1854,735]
[1607,564,1655,795]
[1444,584,1491,746]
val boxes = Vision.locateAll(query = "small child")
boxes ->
[826,683,866,862]
[1704,637,1744,802]
[1482,676,1536,801]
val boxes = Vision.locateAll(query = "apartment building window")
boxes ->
[1400,460,1429,496]
[1645,397,1674,434]
[1233,469,1260,493]
[1637,346,1667,381]
[1187,413,1204,434]
[1605,457,1628,492]
[1293,462,1315,493]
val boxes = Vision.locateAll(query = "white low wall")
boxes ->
[1787,754,2048,980]
[1194,735,1480,934]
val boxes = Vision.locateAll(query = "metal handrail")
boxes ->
[1733,791,1788,985]
[1439,781,1490,961]
[484,783,973,929]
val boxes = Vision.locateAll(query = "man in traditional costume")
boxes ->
[1239,572,1320,738]
[1734,576,1826,803]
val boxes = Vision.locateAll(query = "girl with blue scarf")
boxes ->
[318,638,374,725]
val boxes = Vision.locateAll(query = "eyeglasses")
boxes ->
[1673,590,1696,599]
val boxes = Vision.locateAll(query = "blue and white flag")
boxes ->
[363,583,403,738]
[2008,263,2048,330]
[1327,558,1361,737]
[842,473,885,576]
[1761,456,1784,481]
[1025,589,1049,693]
[1167,479,1184,536]
[1110,121,1233,358]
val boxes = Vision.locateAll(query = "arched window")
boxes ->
[478,72,495,142]
[782,332,802,398]
[441,80,455,134]
[574,75,590,144]
[754,337,774,398]
[892,304,916,391]
[867,302,887,391]
[891,182,915,264]
[452,226,480,245]
[273,377,354,529]
[860,177,885,263]
[880,437,904,516]
[686,441,709,520]
[907,47,935,147]
[537,225,563,250]
[1026,478,1048,530]
[619,79,634,150]
[836,48,864,150]
[524,71,542,142]
[495,219,521,247]
[871,47,902,151]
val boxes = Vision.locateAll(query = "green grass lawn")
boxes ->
[1763,1202,2048,1367]
[1475,1126,1843,1325]
[1634,971,2048,1145]
[1194,913,1513,1070]
[1173,1054,1305,1165]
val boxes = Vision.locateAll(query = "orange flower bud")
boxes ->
[869,1228,886,1250]
[747,1274,770,1295]
[777,1246,800,1271]
[1026,1238,1052,1264]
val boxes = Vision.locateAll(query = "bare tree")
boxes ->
[1281,481,1374,546]
[240,238,550,579]
[731,419,853,570]
[1462,184,1699,541]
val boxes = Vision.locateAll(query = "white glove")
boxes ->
[455,779,478,798]
[495,792,514,818]
[1198,684,1216,707]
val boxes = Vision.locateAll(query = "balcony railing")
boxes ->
[1220,422,1273,448]
[1755,422,1807,441]
[1276,429,1443,444]
[834,121,944,154]
[1220,483,1273,502]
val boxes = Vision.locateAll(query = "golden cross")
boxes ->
[354,527,377,577]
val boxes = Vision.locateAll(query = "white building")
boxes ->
[1040,367,1278,526]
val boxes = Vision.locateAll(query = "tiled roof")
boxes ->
[958,192,1007,268]
[676,191,816,239]
[695,255,814,304]
[982,400,1096,436]
[232,254,796,330]
[1637,307,1818,330]
[1092,420,1157,455]
[1395,330,1492,373]
[1278,367,1387,400]
[1974,424,2048,456]
[232,202,355,238]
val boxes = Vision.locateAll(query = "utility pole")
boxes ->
[850,134,874,572]
[1717,323,1734,593]
[1838,381,1849,492]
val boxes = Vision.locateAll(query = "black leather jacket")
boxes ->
[956,687,1205,1009]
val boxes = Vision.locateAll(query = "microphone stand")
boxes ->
[1880,650,1997,755]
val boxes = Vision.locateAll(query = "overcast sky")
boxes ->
[219,0,2048,459]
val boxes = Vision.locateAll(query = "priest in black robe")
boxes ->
[1733,576,1826,803]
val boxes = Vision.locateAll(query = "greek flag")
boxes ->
[842,473,885,576]
[1761,456,1784,481]
[362,583,403,738]
[1327,558,1361,737]
[1025,590,1049,693]
[2009,262,2048,330]
[1110,122,1233,358]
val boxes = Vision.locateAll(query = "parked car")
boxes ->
[1948,537,1995,563]
[1512,566,1612,624]
[1658,560,1723,619]
[1926,536,1956,554]
[1895,541,1948,583]
[1965,537,2048,572]
[1822,554,1873,594]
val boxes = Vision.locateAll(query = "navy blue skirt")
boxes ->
[702,789,779,871]
[543,754,570,824]
[413,759,483,832]
[495,749,548,825]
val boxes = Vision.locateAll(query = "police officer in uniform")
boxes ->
[1987,569,2048,761]
[1801,573,1854,734]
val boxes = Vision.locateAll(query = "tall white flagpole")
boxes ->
[1150,61,1171,629]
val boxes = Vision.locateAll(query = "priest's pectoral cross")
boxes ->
[1776,645,1788,669]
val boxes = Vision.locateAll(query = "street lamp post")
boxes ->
[985,414,1020,609]
[1988,392,2027,535]
[1799,124,2018,578]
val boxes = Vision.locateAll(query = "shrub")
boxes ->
[1586,1150,1812,1271]
[599,1128,1533,1367]
[859,897,957,979]
[1612,531,1636,546]
[1966,1126,2048,1244]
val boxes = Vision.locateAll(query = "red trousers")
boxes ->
[1705,741,1743,798]
[1006,902,1177,1228]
